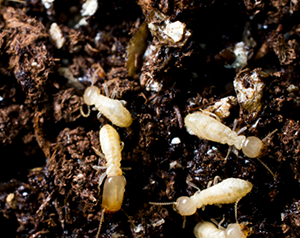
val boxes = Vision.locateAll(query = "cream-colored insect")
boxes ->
[184,111,264,158]
[81,69,133,128]
[194,221,249,238]
[93,124,126,237]
[150,178,253,216]
[194,197,250,238]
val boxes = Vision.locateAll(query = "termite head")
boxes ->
[173,196,197,216]
[149,196,198,216]
[83,86,100,105]
[225,223,249,238]
[102,175,126,213]
[242,136,264,158]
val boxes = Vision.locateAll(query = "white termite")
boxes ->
[93,124,126,238]
[81,69,133,128]
[194,197,250,238]
[194,221,249,238]
[150,178,253,216]
[184,111,264,158]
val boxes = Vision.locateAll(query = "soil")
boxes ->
[1,0,300,237]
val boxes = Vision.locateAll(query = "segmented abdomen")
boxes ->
[190,178,253,208]
[185,111,238,146]
[194,221,225,238]
[100,125,122,176]
[95,95,132,128]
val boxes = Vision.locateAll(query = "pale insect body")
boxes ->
[94,125,126,238]
[98,124,126,212]
[194,221,249,238]
[184,111,264,158]
[83,85,133,128]
[173,178,253,216]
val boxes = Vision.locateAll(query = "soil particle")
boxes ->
[1,1,300,238]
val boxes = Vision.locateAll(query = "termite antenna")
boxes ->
[80,67,102,118]
[96,208,105,238]
[149,201,175,206]
[256,158,276,179]
[234,197,242,223]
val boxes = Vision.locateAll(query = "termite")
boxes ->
[184,111,276,178]
[93,124,126,237]
[194,198,249,238]
[194,221,249,238]
[150,177,253,216]
[184,111,263,159]
[81,68,133,128]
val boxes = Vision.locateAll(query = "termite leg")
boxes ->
[207,176,222,208]
[201,109,221,122]
[186,179,200,191]
[207,180,213,188]
[120,141,124,151]
[224,146,232,162]
[97,111,102,120]
[236,126,247,136]
[211,215,225,229]
[92,146,106,159]
[232,147,239,157]
[91,166,107,188]
[91,67,102,86]
[98,171,107,188]
[120,100,127,106]
[218,215,226,229]
[121,167,132,171]
[80,104,91,117]
[182,216,187,229]
[213,176,222,185]
[232,118,238,131]
[207,176,221,188]
[110,89,117,99]
[121,208,136,230]
[261,128,278,143]
[92,165,107,170]
[8,0,26,3]
[103,84,110,97]
[224,120,245,161]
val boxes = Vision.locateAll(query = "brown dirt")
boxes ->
[1,0,300,237]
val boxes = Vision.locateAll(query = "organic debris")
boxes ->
[0,1,300,238]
